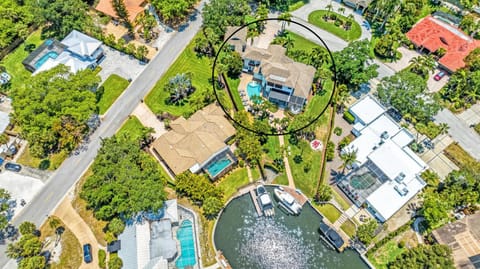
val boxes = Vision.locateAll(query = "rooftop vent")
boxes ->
[380,131,389,140]
[395,172,406,183]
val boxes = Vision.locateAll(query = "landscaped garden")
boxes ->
[145,32,214,118]
[1,29,43,90]
[96,74,130,114]
[340,219,356,237]
[216,167,249,199]
[308,10,361,41]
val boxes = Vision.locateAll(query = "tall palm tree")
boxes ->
[278,12,292,33]
[409,55,436,78]
[438,123,449,136]
[337,7,345,15]
[309,47,330,68]
[326,4,333,17]
[340,148,357,174]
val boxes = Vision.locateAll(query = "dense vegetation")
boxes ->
[202,0,251,38]
[6,223,46,269]
[376,70,440,124]
[440,48,480,111]
[0,0,34,51]
[151,0,197,26]
[81,135,167,225]
[388,244,455,269]
[356,219,378,245]
[12,65,99,158]
[0,188,11,230]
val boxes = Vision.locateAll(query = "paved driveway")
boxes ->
[98,45,146,82]
[384,47,421,72]
[0,171,45,220]
[131,103,166,139]
[427,68,449,93]
[434,109,480,160]
[457,104,480,126]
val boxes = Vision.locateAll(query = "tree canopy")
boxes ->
[151,0,197,26]
[388,244,455,269]
[376,70,440,123]
[333,39,378,89]
[37,0,95,38]
[356,219,378,245]
[80,135,167,221]
[202,0,251,38]
[175,172,223,204]
[0,188,11,230]
[12,65,99,157]
[6,231,45,269]
[0,0,34,50]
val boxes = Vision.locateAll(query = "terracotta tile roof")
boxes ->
[95,0,146,23]
[406,16,480,72]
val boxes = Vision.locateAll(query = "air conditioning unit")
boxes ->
[394,172,406,183]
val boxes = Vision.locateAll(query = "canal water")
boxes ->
[214,186,369,269]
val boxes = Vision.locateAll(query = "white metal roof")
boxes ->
[136,222,151,269]
[391,129,414,148]
[349,95,385,125]
[163,199,178,224]
[0,111,9,134]
[33,51,94,75]
[61,30,102,57]
[366,175,426,222]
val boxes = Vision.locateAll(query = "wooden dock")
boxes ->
[217,251,232,269]
[250,189,263,217]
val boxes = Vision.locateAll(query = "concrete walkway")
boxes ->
[246,166,253,182]
[278,135,295,189]
[53,196,104,269]
[132,102,167,139]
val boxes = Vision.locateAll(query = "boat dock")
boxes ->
[216,251,232,269]
[319,220,349,252]
[250,189,263,217]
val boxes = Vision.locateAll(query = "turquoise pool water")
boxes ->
[206,156,232,177]
[175,220,197,269]
[34,51,59,69]
[247,81,261,99]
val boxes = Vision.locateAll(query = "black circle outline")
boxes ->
[211,17,337,136]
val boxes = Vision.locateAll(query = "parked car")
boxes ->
[5,162,21,172]
[434,71,446,81]
[83,244,92,263]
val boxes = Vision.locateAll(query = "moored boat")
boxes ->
[273,187,302,215]
[256,185,275,217]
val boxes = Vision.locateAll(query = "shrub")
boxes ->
[338,136,351,150]
[366,220,413,256]
[474,123,480,135]
[398,241,406,248]
[333,127,343,136]
[326,141,335,161]
[334,20,342,27]
[343,110,355,124]
[98,249,106,269]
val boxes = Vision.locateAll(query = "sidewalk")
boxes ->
[54,196,105,269]
[278,135,295,189]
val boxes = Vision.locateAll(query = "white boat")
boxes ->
[256,185,275,217]
[273,187,302,215]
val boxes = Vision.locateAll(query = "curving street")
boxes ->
[0,3,205,267]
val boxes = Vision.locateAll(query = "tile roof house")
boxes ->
[406,15,480,72]
[95,0,147,23]
[432,212,480,269]
[151,103,236,179]
[23,30,104,75]
[339,95,427,222]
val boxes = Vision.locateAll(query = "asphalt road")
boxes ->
[0,4,204,267]
[434,109,480,160]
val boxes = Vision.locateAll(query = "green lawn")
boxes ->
[341,219,356,237]
[308,10,362,41]
[263,136,282,161]
[225,76,244,111]
[1,29,43,91]
[288,0,308,11]
[331,189,350,210]
[117,116,146,140]
[251,166,260,181]
[146,32,212,117]
[286,137,323,197]
[16,145,68,170]
[97,74,129,114]
[444,142,480,172]
[273,173,289,185]
[368,240,406,269]
[315,203,341,223]
[217,167,249,199]
[287,31,324,52]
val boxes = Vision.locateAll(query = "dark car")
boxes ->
[434,71,446,81]
[83,244,92,263]
[5,162,21,172]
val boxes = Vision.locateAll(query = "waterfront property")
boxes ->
[117,199,200,269]
[214,186,369,269]
[340,95,428,222]
[406,15,480,73]
[23,30,104,75]
[151,103,237,180]
[432,212,480,269]
[225,28,316,113]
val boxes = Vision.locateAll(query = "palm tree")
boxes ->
[409,55,436,78]
[326,4,333,18]
[278,12,292,33]
[438,123,449,136]
[340,148,357,174]
[337,7,345,15]
[309,47,330,68]
[283,35,294,52]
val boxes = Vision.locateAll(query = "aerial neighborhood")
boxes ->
[1,0,480,269]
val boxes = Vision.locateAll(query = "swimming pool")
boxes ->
[34,51,59,69]
[175,220,197,269]
[247,81,261,99]
[206,156,232,177]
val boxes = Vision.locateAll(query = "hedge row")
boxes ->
[366,220,414,256]
[343,110,355,124]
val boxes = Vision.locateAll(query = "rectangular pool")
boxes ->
[34,51,59,69]
[205,156,233,178]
